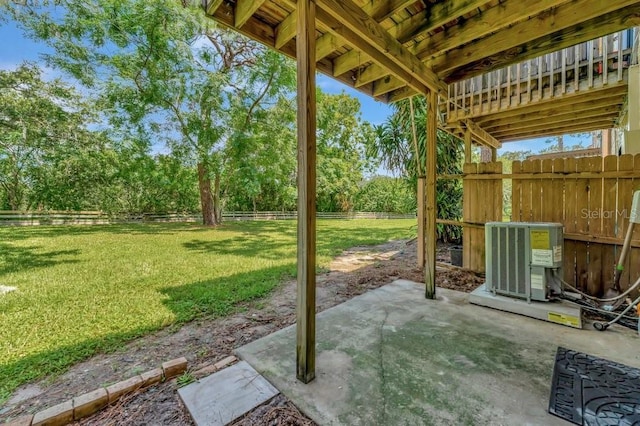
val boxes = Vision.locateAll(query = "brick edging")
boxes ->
[6,357,189,426]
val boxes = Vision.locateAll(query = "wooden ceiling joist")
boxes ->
[387,86,417,103]
[333,0,492,78]
[373,75,406,97]
[480,101,625,132]
[315,0,447,95]
[275,11,297,49]
[488,108,621,136]
[498,120,616,142]
[370,0,418,22]
[395,0,492,44]
[205,0,224,16]
[207,2,378,97]
[277,0,415,63]
[204,0,637,144]
[435,1,640,82]
[475,87,628,124]
[366,0,571,97]
[235,0,268,28]
[316,32,344,61]
[493,116,617,138]
[350,0,491,85]
[415,0,572,63]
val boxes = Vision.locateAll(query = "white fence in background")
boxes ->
[0,210,416,226]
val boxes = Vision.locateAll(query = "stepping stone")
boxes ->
[178,360,278,426]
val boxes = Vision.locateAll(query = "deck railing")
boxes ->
[446,28,639,120]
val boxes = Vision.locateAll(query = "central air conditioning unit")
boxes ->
[485,222,564,302]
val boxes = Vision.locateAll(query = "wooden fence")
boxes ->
[462,162,503,272]
[0,210,416,226]
[460,154,640,296]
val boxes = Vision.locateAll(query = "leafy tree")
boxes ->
[0,63,96,210]
[369,96,463,241]
[354,176,416,213]
[223,96,297,212]
[7,0,295,225]
[102,140,200,214]
[224,90,375,213]
[316,91,376,212]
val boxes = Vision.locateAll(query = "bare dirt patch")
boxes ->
[1,239,483,425]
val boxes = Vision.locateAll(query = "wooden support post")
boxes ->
[516,63,521,105]
[506,65,512,107]
[491,147,497,162]
[296,0,316,385]
[417,178,425,267]
[603,36,608,85]
[464,128,472,164]
[618,31,624,82]
[538,56,543,100]
[462,80,466,112]
[574,44,580,91]
[425,90,437,299]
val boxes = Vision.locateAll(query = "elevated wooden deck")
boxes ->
[445,31,639,142]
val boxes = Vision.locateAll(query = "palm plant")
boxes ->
[368,96,463,242]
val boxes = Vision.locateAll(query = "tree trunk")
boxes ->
[197,162,217,226]
[480,147,493,163]
[8,171,21,210]
[213,172,222,224]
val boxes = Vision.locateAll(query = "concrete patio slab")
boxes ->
[178,360,279,426]
[236,280,640,426]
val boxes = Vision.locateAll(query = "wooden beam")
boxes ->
[414,0,571,62]
[275,11,297,49]
[387,86,418,103]
[296,0,316,385]
[207,3,379,104]
[496,121,616,142]
[425,90,437,299]
[316,0,447,95]
[235,0,268,28]
[370,0,417,22]
[396,0,491,44]
[478,94,626,129]
[464,128,472,164]
[355,63,385,87]
[316,8,427,95]
[434,2,640,82]
[316,32,345,60]
[279,0,415,52]
[355,0,491,85]
[483,104,623,133]
[333,49,370,77]
[492,117,617,140]
[373,75,406,97]
[467,82,629,123]
[204,0,224,15]
[464,119,501,149]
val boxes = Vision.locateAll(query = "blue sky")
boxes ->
[0,15,591,155]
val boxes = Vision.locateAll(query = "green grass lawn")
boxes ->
[0,219,414,402]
